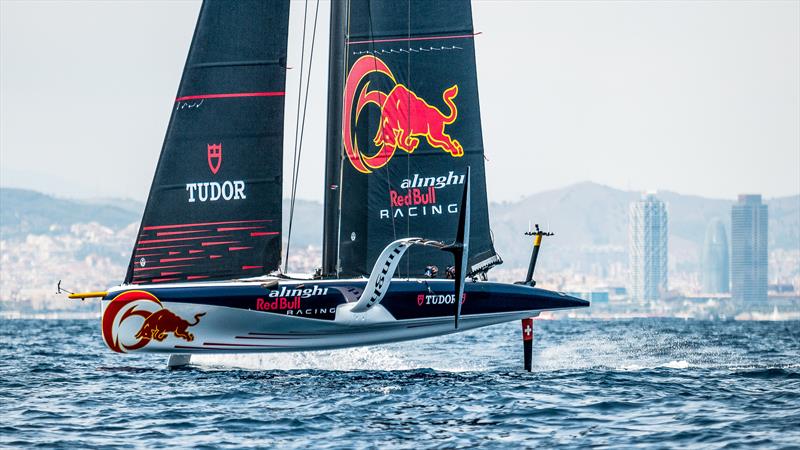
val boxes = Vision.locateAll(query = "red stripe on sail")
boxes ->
[229,246,253,251]
[133,264,193,272]
[250,231,279,237]
[151,277,181,283]
[242,265,263,270]
[143,220,272,231]
[201,241,239,246]
[347,32,480,45]
[159,257,204,263]
[210,255,222,259]
[160,271,182,276]
[135,244,193,251]
[168,251,180,256]
[137,235,231,244]
[187,275,210,280]
[156,229,210,237]
[175,92,285,102]
[217,226,264,231]
[189,250,204,254]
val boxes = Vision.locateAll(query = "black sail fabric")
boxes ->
[125,0,290,284]
[336,0,501,278]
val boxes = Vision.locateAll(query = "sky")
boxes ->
[1,0,798,203]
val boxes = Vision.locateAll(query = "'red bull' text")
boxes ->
[389,187,436,207]
[256,297,300,311]
[255,296,337,318]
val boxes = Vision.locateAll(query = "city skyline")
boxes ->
[2,184,797,318]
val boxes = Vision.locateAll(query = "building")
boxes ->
[628,193,668,302]
[702,218,729,293]
[731,194,768,302]
[566,291,610,304]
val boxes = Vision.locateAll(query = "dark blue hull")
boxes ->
[100,279,589,354]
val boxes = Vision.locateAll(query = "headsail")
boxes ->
[125,0,290,284]
[329,0,501,278]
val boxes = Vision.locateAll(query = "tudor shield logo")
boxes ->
[207,143,222,175]
[186,142,246,202]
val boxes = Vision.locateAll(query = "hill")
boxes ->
[0,187,326,248]
[0,188,143,239]
[489,182,798,271]
[1,184,797,271]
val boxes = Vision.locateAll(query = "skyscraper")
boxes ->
[702,218,729,293]
[731,195,768,302]
[628,193,668,302]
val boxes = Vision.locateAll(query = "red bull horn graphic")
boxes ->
[342,55,463,174]
[101,290,205,353]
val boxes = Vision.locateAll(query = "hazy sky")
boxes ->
[1,0,798,202]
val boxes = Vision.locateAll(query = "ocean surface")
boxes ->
[1,318,798,449]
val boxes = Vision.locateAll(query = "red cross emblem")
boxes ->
[522,318,534,341]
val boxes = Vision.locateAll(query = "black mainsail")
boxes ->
[326,0,501,278]
[125,0,290,284]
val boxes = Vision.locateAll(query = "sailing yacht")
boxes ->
[69,0,588,368]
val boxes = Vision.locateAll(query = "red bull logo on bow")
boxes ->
[342,55,463,174]
[101,290,205,353]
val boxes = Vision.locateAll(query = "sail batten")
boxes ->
[125,0,290,285]
[346,32,480,45]
[189,60,285,69]
[174,92,285,102]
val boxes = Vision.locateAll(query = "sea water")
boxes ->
[1,319,798,448]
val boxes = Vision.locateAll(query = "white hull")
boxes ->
[105,300,540,354]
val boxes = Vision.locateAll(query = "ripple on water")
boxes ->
[1,318,799,448]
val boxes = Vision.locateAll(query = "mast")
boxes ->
[322,0,348,277]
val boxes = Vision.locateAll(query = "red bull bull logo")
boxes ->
[101,290,205,353]
[343,55,463,174]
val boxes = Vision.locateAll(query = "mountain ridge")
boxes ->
[2,184,797,272]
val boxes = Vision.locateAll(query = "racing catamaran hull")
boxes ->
[101,279,588,354]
